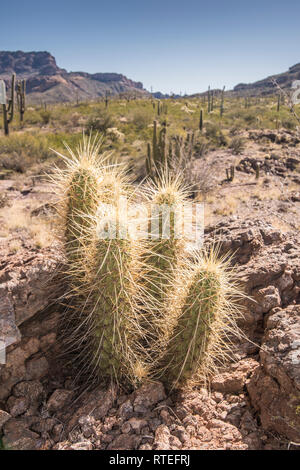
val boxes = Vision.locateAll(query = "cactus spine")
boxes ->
[16,79,26,122]
[2,74,15,135]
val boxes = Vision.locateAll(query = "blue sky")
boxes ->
[2,0,300,94]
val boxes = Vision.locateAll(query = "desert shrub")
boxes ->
[0,133,82,173]
[229,136,246,155]
[205,122,227,147]
[0,193,10,208]
[0,153,29,173]
[243,112,258,125]
[130,109,152,130]
[281,118,297,130]
[39,110,52,125]
[0,134,52,168]
[168,138,214,198]
[229,123,243,136]
[23,109,44,125]
[86,112,115,134]
[194,139,208,158]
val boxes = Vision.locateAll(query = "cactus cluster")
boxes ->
[146,120,168,177]
[53,135,243,391]
[1,74,26,135]
[145,122,197,179]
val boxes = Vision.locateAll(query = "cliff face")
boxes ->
[0,51,147,103]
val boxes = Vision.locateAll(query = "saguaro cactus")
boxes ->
[105,91,109,108]
[207,86,211,113]
[277,94,280,113]
[2,74,15,135]
[146,120,168,178]
[220,86,225,117]
[199,108,203,131]
[226,165,235,182]
[16,79,26,122]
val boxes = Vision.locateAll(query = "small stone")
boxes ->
[154,424,170,450]
[2,418,39,450]
[118,399,133,419]
[47,389,73,413]
[6,396,29,417]
[26,356,48,380]
[127,417,147,433]
[121,422,131,433]
[133,382,166,413]
[52,423,64,442]
[169,435,182,449]
[30,417,56,433]
[78,415,96,438]
[0,410,11,430]
[40,333,56,351]
[139,443,152,450]
[69,441,93,450]
[108,434,141,450]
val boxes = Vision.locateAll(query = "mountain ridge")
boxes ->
[0,50,147,103]
[233,62,300,95]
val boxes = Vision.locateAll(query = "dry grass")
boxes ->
[251,185,282,201]
[0,200,55,248]
[214,195,239,216]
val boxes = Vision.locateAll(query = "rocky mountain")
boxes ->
[234,62,300,96]
[0,51,148,103]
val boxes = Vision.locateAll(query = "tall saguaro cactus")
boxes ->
[146,120,168,178]
[220,86,225,117]
[2,74,15,136]
[207,86,211,113]
[199,108,203,131]
[16,79,26,122]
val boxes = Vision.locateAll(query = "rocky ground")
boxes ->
[0,131,300,450]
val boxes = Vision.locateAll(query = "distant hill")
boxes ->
[0,51,149,103]
[233,63,300,96]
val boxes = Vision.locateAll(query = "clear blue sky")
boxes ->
[2,0,300,94]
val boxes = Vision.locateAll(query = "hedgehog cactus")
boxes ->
[65,167,100,265]
[80,212,149,385]
[142,172,188,305]
[138,172,192,367]
[51,136,244,390]
[156,250,242,390]
[52,136,151,385]
[51,136,107,285]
